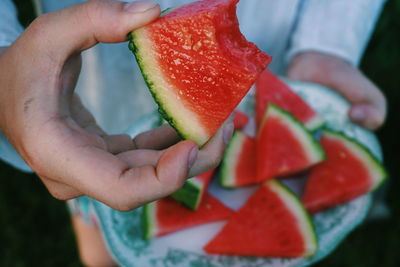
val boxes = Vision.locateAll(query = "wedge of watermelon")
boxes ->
[233,110,250,130]
[257,104,325,182]
[129,0,271,146]
[204,179,317,257]
[303,130,387,214]
[142,193,233,240]
[256,70,324,131]
[220,131,257,188]
[171,169,215,210]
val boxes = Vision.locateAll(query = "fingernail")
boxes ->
[351,107,366,121]
[124,0,158,13]
[223,122,234,145]
[188,147,198,169]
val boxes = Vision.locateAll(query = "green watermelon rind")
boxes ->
[171,178,203,210]
[266,179,318,258]
[128,33,191,143]
[322,129,388,191]
[128,10,211,146]
[260,103,326,165]
[142,202,157,240]
[219,131,246,188]
[304,115,325,132]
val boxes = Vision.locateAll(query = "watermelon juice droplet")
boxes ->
[129,0,271,145]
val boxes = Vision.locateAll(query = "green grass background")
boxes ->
[1,0,400,266]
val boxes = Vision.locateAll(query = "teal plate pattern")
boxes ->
[92,80,383,267]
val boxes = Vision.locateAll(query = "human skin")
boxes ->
[0,1,387,266]
[0,1,386,212]
[287,51,387,130]
[0,0,233,211]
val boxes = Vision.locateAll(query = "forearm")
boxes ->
[287,0,387,66]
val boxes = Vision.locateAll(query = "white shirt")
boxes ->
[0,0,386,171]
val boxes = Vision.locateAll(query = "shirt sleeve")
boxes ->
[287,0,387,66]
[0,0,24,47]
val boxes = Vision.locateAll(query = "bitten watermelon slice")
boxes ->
[220,131,257,188]
[204,180,317,257]
[142,193,233,240]
[171,169,215,210]
[256,70,324,131]
[303,130,387,214]
[257,104,325,181]
[129,0,271,146]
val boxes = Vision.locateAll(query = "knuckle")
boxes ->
[106,190,140,212]
[111,200,137,212]
[208,152,224,170]
[27,14,52,41]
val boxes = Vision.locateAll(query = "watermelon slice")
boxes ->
[256,70,324,131]
[171,169,215,210]
[220,131,257,188]
[257,104,325,181]
[129,0,271,146]
[142,193,233,240]
[302,130,387,214]
[233,110,250,130]
[204,180,317,257]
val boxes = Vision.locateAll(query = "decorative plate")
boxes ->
[93,80,382,267]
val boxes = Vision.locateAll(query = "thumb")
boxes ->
[349,104,385,130]
[23,0,160,59]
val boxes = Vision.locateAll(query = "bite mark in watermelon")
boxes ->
[256,70,324,131]
[302,130,387,214]
[171,169,215,210]
[142,193,233,240]
[129,0,271,146]
[204,180,317,257]
[257,104,325,181]
[220,131,257,188]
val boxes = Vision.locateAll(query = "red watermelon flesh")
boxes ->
[204,180,317,257]
[257,104,325,182]
[233,110,250,130]
[220,131,257,188]
[142,193,233,239]
[303,130,387,214]
[129,0,271,146]
[256,70,323,131]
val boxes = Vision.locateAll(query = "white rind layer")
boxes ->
[304,115,325,131]
[131,28,209,146]
[266,180,318,257]
[220,132,246,187]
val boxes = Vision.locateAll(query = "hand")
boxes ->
[0,0,233,211]
[287,51,387,130]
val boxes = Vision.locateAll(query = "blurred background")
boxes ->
[1,0,399,266]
